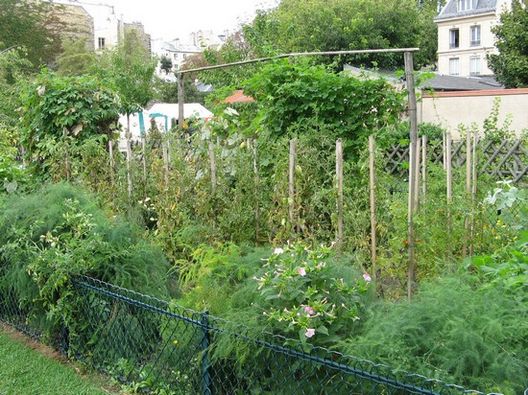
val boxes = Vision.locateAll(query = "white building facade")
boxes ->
[435,0,511,77]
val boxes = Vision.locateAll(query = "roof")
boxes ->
[422,74,503,91]
[223,90,255,104]
[436,0,497,20]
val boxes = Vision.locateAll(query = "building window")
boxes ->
[470,25,481,46]
[449,29,459,49]
[449,58,460,76]
[98,37,105,50]
[470,56,481,75]
[458,0,474,11]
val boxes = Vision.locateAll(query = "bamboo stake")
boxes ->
[336,139,344,248]
[404,51,418,301]
[368,136,377,280]
[208,142,217,194]
[421,136,427,198]
[288,139,297,230]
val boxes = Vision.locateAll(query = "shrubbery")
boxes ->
[0,183,169,343]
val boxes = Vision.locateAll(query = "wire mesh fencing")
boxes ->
[0,275,495,395]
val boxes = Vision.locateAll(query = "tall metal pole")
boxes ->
[178,72,185,130]
[404,51,418,300]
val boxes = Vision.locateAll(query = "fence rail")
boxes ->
[0,275,492,395]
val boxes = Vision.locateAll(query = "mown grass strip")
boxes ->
[0,327,115,395]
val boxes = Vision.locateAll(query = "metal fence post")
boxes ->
[200,311,212,395]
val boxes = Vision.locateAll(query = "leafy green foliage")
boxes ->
[344,275,528,394]
[56,38,96,77]
[242,0,437,68]
[94,30,156,115]
[0,183,169,340]
[256,243,372,347]
[244,60,405,151]
[19,72,120,179]
[0,0,63,67]
[488,0,528,88]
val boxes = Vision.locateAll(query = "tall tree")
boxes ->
[94,29,156,199]
[56,38,96,76]
[0,0,62,67]
[488,0,528,88]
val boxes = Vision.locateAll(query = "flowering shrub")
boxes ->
[255,243,372,347]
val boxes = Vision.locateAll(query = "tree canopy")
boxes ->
[488,0,528,88]
[0,0,63,67]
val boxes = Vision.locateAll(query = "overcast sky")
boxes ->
[95,0,279,41]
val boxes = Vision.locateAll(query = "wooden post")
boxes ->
[208,142,217,194]
[368,136,377,280]
[126,114,133,200]
[404,51,418,300]
[108,139,115,186]
[442,131,447,170]
[414,137,421,209]
[463,130,472,257]
[421,136,427,198]
[288,139,297,230]
[446,131,453,260]
[336,139,344,248]
[252,139,260,243]
[446,132,453,203]
[162,138,169,189]
[178,73,185,130]
[469,130,478,256]
[142,135,147,185]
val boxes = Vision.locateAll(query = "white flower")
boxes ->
[297,267,307,277]
[273,247,284,255]
[363,272,372,282]
[305,328,315,338]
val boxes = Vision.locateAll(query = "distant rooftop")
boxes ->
[435,0,497,20]
[422,74,503,91]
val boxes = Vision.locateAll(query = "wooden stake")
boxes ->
[252,139,260,243]
[421,136,427,198]
[336,139,344,248]
[368,136,377,280]
[446,131,453,260]
[442,131,447,171]
[414,137,421,209]
[126,114,133,200]
[208,142,217,194]
[446,131,453,203]
[162,138,169,189]
[404,51,418,300]
[178,73,185,130]
[142,135,147,185]
[463,130,472,257]
[288,139,297,230]
[469,130,478,256]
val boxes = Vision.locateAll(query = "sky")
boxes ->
[87,0,279,41]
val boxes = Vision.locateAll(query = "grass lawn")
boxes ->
[0,326,117,395]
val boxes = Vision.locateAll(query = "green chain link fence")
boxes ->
[0,275,500,395]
